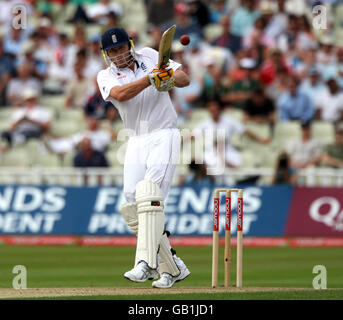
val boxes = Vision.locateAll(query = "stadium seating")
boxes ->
[0,147,32,167]
[33,151,62,167]
[25,140,42,158]
[241,122,271,147]
[223,108,244,122]
[241,149,259,168]
[272,121,302,152]
[0,119,10,132]
[61,152,75,168]
[311,121,335,145]
[0,108,14,121]
[51,120,85,137]
[190,109,210,123]
[58,109,85,122]
[40,95,65,115]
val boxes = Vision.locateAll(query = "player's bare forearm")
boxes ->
[174,69,190,88]
[110,76,150,102]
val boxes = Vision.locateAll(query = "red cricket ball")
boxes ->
[180,35,190,46]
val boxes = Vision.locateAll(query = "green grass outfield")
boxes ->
[0,246,342,299]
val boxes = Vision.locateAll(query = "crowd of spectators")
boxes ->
[0,0,343,185]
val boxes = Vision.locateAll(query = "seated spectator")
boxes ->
[179,160,215,187]
[264,69,288,102]
[243,15,273,50]
[299,67,326,105]
[76,47,101,80]
[264,0,288,41]
[84,78,116,121]
[0,37,16,106]
[86,0,123,25]
[31,18,56,69]
[88,35,104,77]
[292,47,319,79]
[44,115,115,156]
[172,63,202,123]
[209,0,230,24]
[47,33,74,93]
[0,0,21,25]
[73,116,114,153]
[2,26,28,58]
[44,135,75,156]
[171,40,186,65]
[65,61,94,109]
[70,24,88,53]
[147,0,174,28]
[271,152,298,185]
[101,10,121,33]
[148,26,163,52]
[1,89,51,147]
[170,2,204,39]
[277,77,315,123]
[275,14,298,53]
[187,0,210,27]
[243,88,276,125]
[316,37,335,66]
[194,98,270,172]
[315,78,343,123]
[323,47,343,89]
[222,58,261,109]
[184,33,210,83]
[260,48,292,85]
[17,40,47,81]
[200,56,222,103]
[286,122,323,170]
[211,15,241,55]
[73,137,109,168]
[295,15,317,52]
[320,124,343,169]
[6,63,41,106]
[230,0,260,38]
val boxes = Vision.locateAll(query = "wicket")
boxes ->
[212,188,243,288]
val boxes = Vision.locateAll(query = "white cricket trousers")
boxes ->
[123,128,181,203]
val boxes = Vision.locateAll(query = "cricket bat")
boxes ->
[157,24,176,69]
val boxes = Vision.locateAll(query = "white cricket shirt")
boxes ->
[316,89,343,122]
[97,47,181,136]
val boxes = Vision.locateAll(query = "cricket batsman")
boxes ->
[97,27,190,288]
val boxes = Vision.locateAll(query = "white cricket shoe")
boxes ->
[124,261,159,283]
[152,256,190,288]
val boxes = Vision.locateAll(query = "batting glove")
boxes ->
[148,67,175,92]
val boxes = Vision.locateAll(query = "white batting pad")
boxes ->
[119,203,138,235]
[120,202,180,275]
[135,180,165,269]
[159,233,181,277]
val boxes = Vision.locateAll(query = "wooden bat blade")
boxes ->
[157,24,176,69]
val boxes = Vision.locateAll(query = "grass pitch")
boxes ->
[0,245,342,299]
